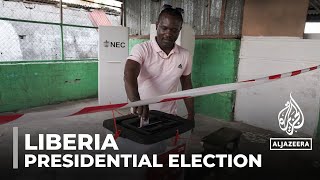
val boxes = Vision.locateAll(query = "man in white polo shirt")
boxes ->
[124,6,194,121]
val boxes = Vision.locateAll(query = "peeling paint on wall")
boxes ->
[0,61,98,113]
[0,20,23,61]
[192,39,240,120]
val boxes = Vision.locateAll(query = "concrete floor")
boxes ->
[0,98,319,180]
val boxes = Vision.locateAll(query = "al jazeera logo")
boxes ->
[270,93,312,150]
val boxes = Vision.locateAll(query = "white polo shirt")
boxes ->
[127,37,192,114]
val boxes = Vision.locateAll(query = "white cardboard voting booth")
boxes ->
[98,26,128,105]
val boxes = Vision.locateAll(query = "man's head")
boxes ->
[156,6,183,50]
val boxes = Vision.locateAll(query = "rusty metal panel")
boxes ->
[181,0,194,27]
[126,0,141,35]
[209,0,222,35]
[162,0,195,28]
[192,0,210,35]
[150,0,162,24]
[140,0,151,35]
[172,0,183,7]
[224,0,243,35]
[191,0,202,35]
[125,0,243,36]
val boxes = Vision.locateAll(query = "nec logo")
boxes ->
[104,40,126,48]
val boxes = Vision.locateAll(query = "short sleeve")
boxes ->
[127,44,145,64]
[183,53,192,76]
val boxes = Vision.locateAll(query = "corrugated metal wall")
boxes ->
[125,0,243,36]
[224,0,243,35]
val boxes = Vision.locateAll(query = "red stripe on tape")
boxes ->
[70,103,128,116]
[242,79,255,82]
[0,114,24,125]
[291,70,302,76]
[269,74,281,80]
[310,66,318,71]
[160,96,191,103]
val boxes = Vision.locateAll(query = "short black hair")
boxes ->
[158,7,183,24]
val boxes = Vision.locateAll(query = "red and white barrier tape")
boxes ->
[0,65,319,125]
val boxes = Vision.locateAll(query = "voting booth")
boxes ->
[98,26,128,105]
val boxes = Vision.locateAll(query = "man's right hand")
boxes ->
[131,105,149,121]
[124,59,150,121]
